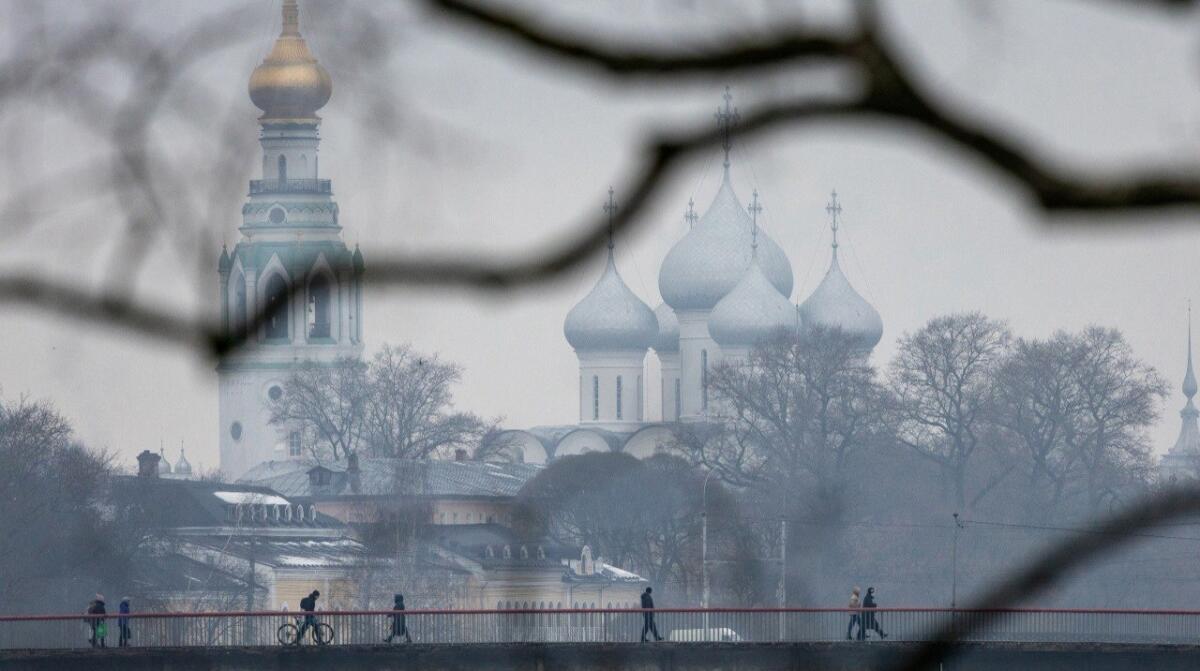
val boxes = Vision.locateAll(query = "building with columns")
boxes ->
[217,0,364,479]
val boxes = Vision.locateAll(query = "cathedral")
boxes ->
[496,92,884,464]
[217,0,364,479]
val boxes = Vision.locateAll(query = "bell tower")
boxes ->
[217,0,364,479]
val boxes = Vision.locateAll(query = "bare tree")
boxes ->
[269,357,369,462]
[1068,327,1167,514]
[514,451,746,602]
[361,344,493,459]
[0,397,113,613]
[890,312,1012,510]
[689,328,886,514]
[994,333,1083,517]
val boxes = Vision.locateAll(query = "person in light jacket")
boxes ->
[846,587,862,640]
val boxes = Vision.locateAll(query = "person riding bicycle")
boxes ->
[297,590,320,642]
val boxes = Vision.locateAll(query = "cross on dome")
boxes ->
[685,198,698,229]
[603,187,618,251]
[749,190,763,253]
[826,189,842,254]
[715,87,740,169]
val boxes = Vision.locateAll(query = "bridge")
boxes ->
[3,608,1200,670]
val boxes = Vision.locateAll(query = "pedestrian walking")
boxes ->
[846,587,862,640]
[862,587,887,639]
[640,587,662,642]
[384,593,412,643]
[118,597,132,648]
[85,594,107,648]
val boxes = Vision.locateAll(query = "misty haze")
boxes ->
[3,1,1200,669]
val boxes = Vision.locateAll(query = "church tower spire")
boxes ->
[1161,302,1200,480]
[218,0,364,480]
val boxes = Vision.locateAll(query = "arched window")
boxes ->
[264,274,289,340]
[520,546,529,560]
[233,273,247,337]
[307,274,331,338]
[674,379,681,420]
[592,375,599,421]
[288,431,302,457]
[300,154,308,178]
[701,349,709,410]
[278,154,287,183]
[616,375,623,420]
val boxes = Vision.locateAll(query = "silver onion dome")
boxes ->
[798,253,883,350]
[564,252,658,352]
[709,256,798,348]
[658,171,793,312]
[653,303,679,353]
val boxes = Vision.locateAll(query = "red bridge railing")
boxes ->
[2,607,1200,650]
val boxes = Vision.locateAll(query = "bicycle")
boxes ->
[277,616,334,646]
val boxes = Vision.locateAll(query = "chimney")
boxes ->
[454,448,468,462]
[347,452,361,494]
[136,450,161,479]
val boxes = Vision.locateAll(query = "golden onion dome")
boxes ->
[248,0,331,122]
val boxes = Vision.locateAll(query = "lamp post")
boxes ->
[701,468,717,637]
[951,512,964,609]
[701,469,717,610]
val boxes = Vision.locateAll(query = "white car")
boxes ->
[667,628,743,642]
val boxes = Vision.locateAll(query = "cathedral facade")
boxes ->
[498,92,885,464]
[217,0,364,479]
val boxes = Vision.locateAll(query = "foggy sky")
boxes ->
[1,0,1198,474]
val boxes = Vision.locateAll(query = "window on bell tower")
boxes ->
[278,154,287,183]
[233,274,247,338]
[616,375,623,420]
[264,275,289,340]
[308,274,331,339]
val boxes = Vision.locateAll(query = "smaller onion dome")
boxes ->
[709,256,798,348]
[564,251,658,352]
[653,303,679,353]
[157,448,172,475]
[175,448,192,476]
[352,245,365,274]
[248,1,332,122]
[218,245,232,273]
[798,192,882,350]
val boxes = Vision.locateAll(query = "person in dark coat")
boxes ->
[384,593,412,643]
[297,590,320,642]
[861,587,887,639]
[640,587,662,642]
[85,595,107,648]
[118,597,132,647]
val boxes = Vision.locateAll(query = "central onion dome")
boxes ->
[564,251,658,351]
[658,171,793,311]
[653,303,679,353]
[709,254,798,348]
[799,253,883,350]
[248,0,332,122]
